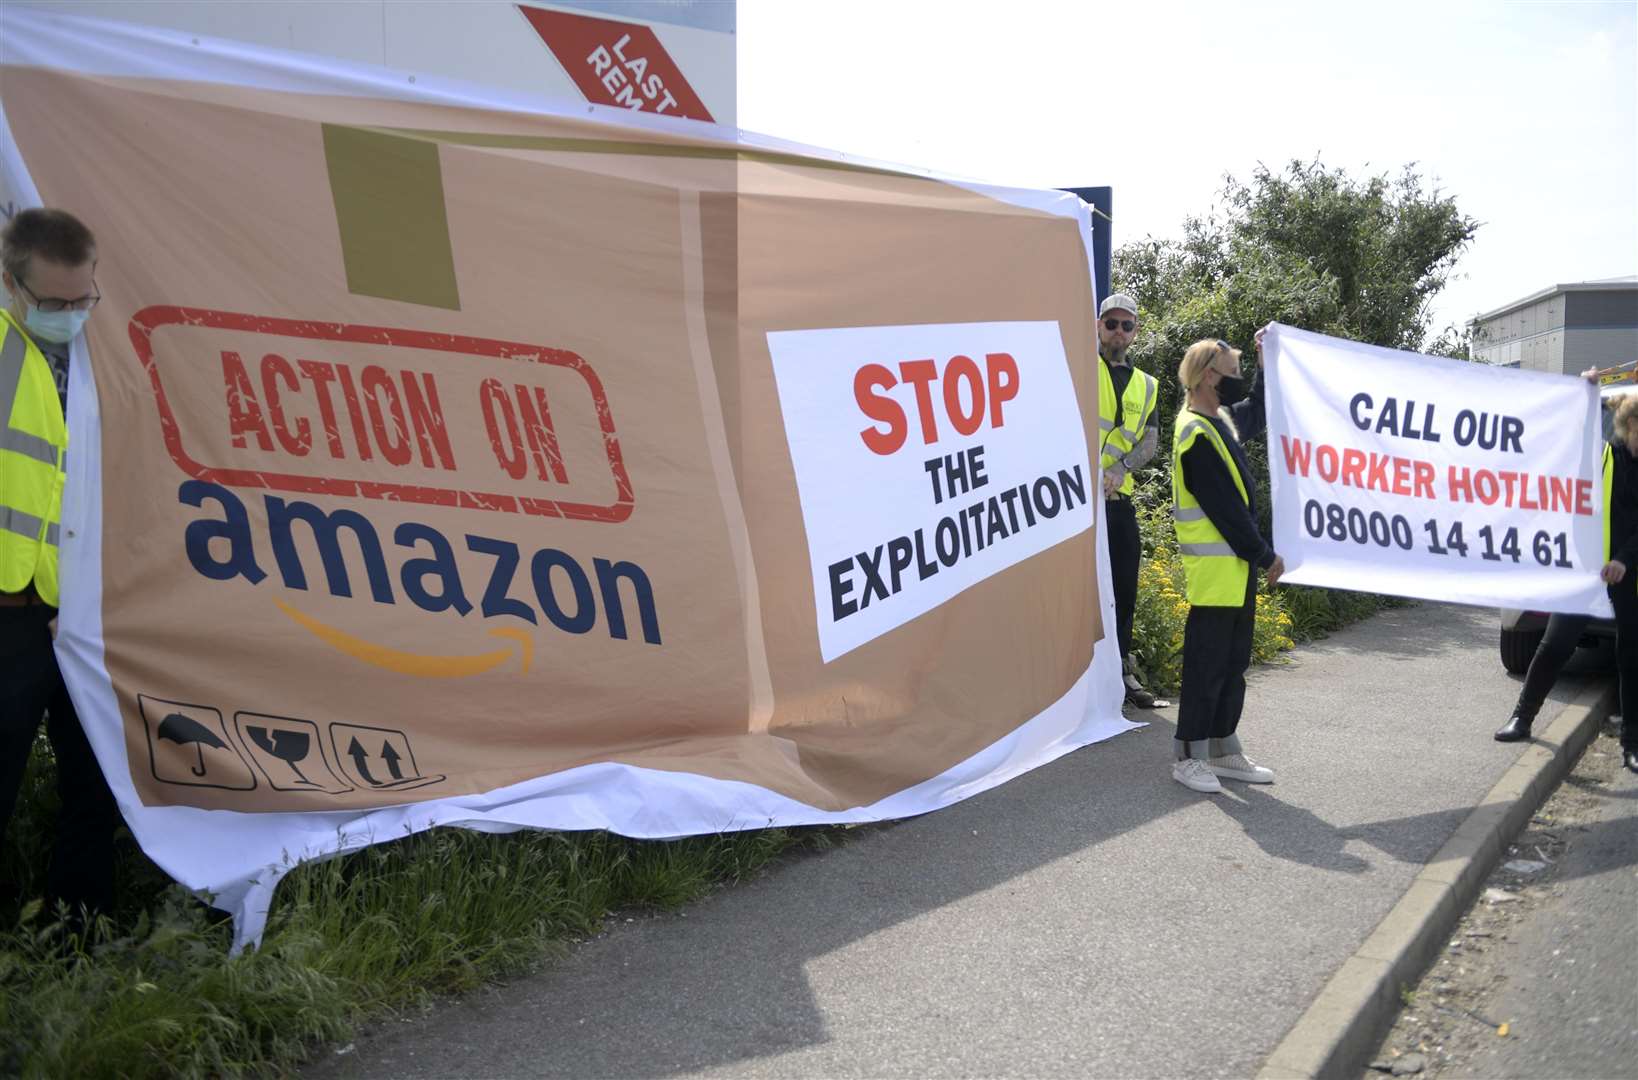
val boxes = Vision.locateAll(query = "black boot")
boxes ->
[1494,699,1539,742]
[1623,746,1638,773]
[1122,657,1155,709]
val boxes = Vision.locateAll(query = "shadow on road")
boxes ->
[1208,734,1635,887]
[1214,787,1372,873]
[1210,786,1515,873]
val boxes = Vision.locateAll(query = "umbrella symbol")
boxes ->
[157,712,228,777]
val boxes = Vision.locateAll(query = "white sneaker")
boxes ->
[1208,753,1275,783]
[1172,757,1223,793]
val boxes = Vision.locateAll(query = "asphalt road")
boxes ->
[1370,718,1637,1079]
[310,602,1602,1079]
[1462,736,1638,1077]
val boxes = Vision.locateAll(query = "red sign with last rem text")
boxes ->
[518,5,715,122]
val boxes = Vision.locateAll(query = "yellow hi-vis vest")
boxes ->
[1097,357,1158,498]
[1171,408,1250,607]
[0,308,67,606]
[1599,443,1637,592]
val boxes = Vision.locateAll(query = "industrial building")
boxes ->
[1469,275,1638,372]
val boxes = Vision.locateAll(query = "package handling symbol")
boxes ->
[157,712,227,776]
[345,736,402,785]
[140,696,256,792]
[247,725,314,784]
[329,722,444,792]
[235,712,354,795]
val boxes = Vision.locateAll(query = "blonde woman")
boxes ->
[1500,384,1638,775]
[1169,334,1284,793]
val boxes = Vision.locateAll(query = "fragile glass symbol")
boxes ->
[246,725,315,785]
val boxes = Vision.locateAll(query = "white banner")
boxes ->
[768,321,1093,662]
[1266,324,1609,616]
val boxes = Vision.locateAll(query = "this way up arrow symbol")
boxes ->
[380,741,405,781]
[347,737,381,786]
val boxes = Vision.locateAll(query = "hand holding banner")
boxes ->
[1265,324,1611,617]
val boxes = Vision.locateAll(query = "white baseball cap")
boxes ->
[1099,293,1138,318]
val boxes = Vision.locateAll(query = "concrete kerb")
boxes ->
[1256,679,1617,1080]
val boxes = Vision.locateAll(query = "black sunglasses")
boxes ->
[1103,318,1135,332]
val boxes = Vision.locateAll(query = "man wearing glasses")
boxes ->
[1096,292,1162,710]
[0,207,120,927]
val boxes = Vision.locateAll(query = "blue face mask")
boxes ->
[23,304,91,345]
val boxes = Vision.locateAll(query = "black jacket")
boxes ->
[1608,438,1638,569]
[1178,377,1276,571]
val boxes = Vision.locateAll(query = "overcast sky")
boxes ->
[738,0,1638,334]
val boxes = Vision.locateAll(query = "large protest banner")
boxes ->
[1265,324,1609,616]
[0,9,1131,944]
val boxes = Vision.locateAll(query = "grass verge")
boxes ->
[2,738,829,1079]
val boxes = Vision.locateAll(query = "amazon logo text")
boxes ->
[181,480,661,648]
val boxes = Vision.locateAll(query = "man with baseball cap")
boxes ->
[1096,292,1162,709]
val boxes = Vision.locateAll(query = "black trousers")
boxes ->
[1616,583,1638,750]
[1105,496,1139,661]
[0,605,120,917]
[1520,586,1638,750]
[1518,613,1592,711]
[1176,573,1257,745]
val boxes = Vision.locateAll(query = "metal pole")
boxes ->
[1061,186,1113,309]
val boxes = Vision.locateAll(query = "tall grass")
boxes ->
[1,736,825,1078]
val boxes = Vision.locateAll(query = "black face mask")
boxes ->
[1215,372,1248,407]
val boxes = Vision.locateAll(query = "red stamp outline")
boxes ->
[128,306,634,523]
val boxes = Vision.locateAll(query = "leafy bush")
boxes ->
[1129,548,1191,693]
[1251,591,1297,660]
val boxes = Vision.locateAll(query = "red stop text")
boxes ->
[855,352,1020,456]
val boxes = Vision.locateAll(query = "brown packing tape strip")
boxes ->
[322,124,462,310]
